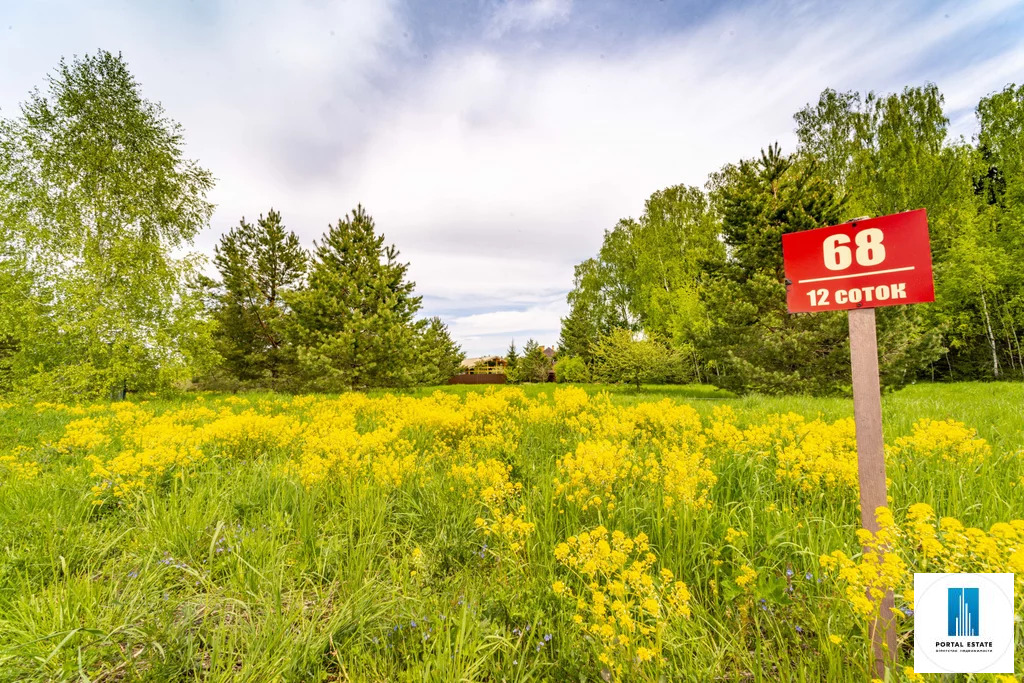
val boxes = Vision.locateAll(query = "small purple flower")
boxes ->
[805,572,813,581]
[127,570,138,578]
[543,633,552,642]
[785,568,794,578]
[795,626,804,634]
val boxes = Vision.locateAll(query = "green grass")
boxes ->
[0,382,1022,681]
[379,382,736,401]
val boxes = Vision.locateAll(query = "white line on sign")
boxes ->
[797,266,915,284]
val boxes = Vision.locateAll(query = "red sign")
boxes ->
[782,209,935,313]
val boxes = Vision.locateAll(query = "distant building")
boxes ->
[450,347,557,384]
[459,356,508,375]
[449,355,508,385]
[542,347,556,381]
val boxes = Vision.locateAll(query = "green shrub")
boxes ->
[592,329,672,389]
[554,356,590,383]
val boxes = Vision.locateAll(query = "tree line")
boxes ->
[3,52,1021,399]
[0,51,462,399]
[559,84,1024,395]
[205,205,463,392]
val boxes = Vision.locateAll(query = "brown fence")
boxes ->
[448,374,507,385]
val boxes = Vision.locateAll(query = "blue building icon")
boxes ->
[948,587,980,637]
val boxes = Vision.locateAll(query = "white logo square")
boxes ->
[914,573,1015,674]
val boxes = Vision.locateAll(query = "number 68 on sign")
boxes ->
[782,209,935,313]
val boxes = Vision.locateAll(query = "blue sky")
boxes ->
[3,0,1023,356]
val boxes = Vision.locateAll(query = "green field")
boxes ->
[1,382,1022,682]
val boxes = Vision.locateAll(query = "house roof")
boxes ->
[460,355,506,369]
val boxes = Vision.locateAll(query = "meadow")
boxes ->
[1,382,1022,682]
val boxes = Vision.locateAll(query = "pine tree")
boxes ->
[518,339,551,383]
[411,317,464,386]
[505,340,520,370]
[702,145,942,394]
[287,205,422,390]
[701,147,850,394]
[558,305,598,362]
[213,209,306,383]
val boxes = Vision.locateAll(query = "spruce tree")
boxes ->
[701,146,850,394]
[411,317,464,386]
[702,145,942,394]
[213,209,307,383]
[558,305,598,362]
[505,340,519,370]
[288,205,422,390]
[518,339,551,383]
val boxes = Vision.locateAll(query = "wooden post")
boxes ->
[786,209,934,677]
[848,306,898,676]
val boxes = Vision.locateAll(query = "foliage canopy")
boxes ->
[0,50,215,399]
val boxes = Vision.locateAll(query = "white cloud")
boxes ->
[408,250,569,304]
[333,0,1020,354]
[448,298,568,357]
[0,0,405,257]
[938,43,1024,118]
[487,0,573,38]
[451,301,566,337]
[2,0,1020,358]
